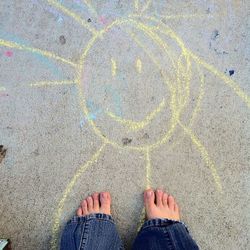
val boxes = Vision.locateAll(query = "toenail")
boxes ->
[146,190,153,198]
[101,193,107,198]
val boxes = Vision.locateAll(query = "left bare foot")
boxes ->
[76,192,111,216]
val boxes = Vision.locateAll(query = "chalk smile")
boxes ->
[106,98,166,131]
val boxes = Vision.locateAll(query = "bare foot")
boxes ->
[144,188,180,221]
[76,192,111,216]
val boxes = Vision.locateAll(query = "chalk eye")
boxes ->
[136,58,142,73]
[111,58,116,77]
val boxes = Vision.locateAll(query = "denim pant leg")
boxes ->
[132,219,199,250]
[60,213,124,250]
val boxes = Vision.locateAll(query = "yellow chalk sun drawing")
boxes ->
[1,1,249,249]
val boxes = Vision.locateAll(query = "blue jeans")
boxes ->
[60,213,199,250]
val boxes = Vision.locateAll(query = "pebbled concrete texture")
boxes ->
[0,1,250,249]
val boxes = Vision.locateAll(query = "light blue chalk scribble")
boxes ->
[32,0,62,20]
[79,90,123,128]
[0,28,64,79]
[80,99,103,128]
[79,109,102,128]
[86,99,97,112]
[104,85,123,117]
[56,16,64,24]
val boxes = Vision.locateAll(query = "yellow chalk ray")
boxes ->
[51,142,107,250]
[178,121,223,193]
[0,86,6,92]
[30,80,76,87]
[137,207,146,232]
[136,149,152,233]
[111,58,117,77]
[0,39,77,67]
[106,99,166,131]
[156,14,210,20]
[189,52,250,108]
[145,148,152,188]
[136,58,142,73]
[46,0,97,35]
[136,148,152,231]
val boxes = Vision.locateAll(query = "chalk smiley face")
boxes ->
[77,19,196,150]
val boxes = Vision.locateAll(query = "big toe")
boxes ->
[144,189,155,209]
[100,192,111,215]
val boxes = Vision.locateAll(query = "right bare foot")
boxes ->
[144,189,180,221]
[76,192,111,216]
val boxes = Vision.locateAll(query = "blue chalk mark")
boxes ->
[80,109,102,128]
[86,99,97,111]
[56,16,64,24]
[80,99,103,128]
[85,84,123,120]
[0,29,64,79]
[103,85,123,117]
[88,113,97,120]
[79,91,123,128]
[33,0,65,23]
[79,119,86,128]
[118,72,129,88]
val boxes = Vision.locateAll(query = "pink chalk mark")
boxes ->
[4,51,13,57]
[0,93,9,97]
[99,16,108,25]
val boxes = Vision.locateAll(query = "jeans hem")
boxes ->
[68,213,114,224]
[141,218,189,232]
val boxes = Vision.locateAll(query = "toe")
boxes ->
[144,189,155,208]
[100,192,111,205]
[76,207,83,216]
[87,196,94,213]
[81,200,88,215]
[174,203,179,213]
[168,195,175,210]
[100,192,111,214]
[92,192,100,211]
[163,193,168,207]
[156,189,164,206]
